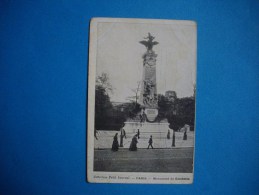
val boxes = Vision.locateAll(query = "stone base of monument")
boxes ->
[124,121,170,136]
[94,129,194,149]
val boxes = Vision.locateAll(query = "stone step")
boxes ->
[123,122,171,133]
[94,130,194,149]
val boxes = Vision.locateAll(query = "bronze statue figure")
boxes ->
[139,33,159,51]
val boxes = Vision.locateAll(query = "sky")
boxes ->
[96,20,196,102]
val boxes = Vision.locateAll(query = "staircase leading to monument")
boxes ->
[94,130,194,149]
[124,121,170,134]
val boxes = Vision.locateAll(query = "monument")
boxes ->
[139,33,159,122]
[124,33,170,136]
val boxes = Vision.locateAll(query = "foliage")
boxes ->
[123,102,141,119]
[96,73,113,94]
[95,85,113,130]
[157,94,172,120]
[157,94,195,131]
[94,73,195,131]
[95,73,141,130]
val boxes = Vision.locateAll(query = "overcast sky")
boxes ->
[96,21,196,102]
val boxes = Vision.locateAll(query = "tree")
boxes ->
[94,73,141,130]
[157,93,195,131]
[126,81,141,105]
[123,102,141,119]
[96,73,113,94]
[95,73,113,130]
[157,94,171,120]
[169,97,195,130]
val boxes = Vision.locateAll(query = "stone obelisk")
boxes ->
[139,33,159,122]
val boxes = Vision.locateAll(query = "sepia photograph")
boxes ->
[87,18,197,184]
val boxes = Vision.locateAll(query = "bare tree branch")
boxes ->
[127,81,141,104]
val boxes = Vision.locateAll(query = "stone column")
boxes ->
[139,33,159,122]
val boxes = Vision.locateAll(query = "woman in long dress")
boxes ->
[112,133,119,151]
[129,134,138,151]
[183,130,187,140]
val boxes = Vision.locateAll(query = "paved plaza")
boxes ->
[94,148,194,173]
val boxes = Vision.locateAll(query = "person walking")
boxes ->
[147,135,154,149]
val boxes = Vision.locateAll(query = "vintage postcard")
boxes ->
[87,18,196,184]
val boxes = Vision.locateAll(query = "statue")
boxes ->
[139,33,159,51]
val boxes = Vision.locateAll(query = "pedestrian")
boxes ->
[183,130,187,140]
[140,114,144,123]
[137,129,140,139]
[120,127,123,136]
[123,128,126,139]
[172,131,175,147]
[112,133,119,151]
[120,132,123,147]
[167,129,170,139]
[129,134,138,151]
[147,135,154,149]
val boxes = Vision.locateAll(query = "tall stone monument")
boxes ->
[124,33,170,138]
[139,33,159,122]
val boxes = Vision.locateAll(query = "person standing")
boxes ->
[167,129,170,139]
[120,131,123,147]
[183,130,187,140]
[147,135,154,149]
[120,128,123,136]
[172,131,175,147]
[112,133,119,151]
[123,128,126,139]
[137,129,140,139]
